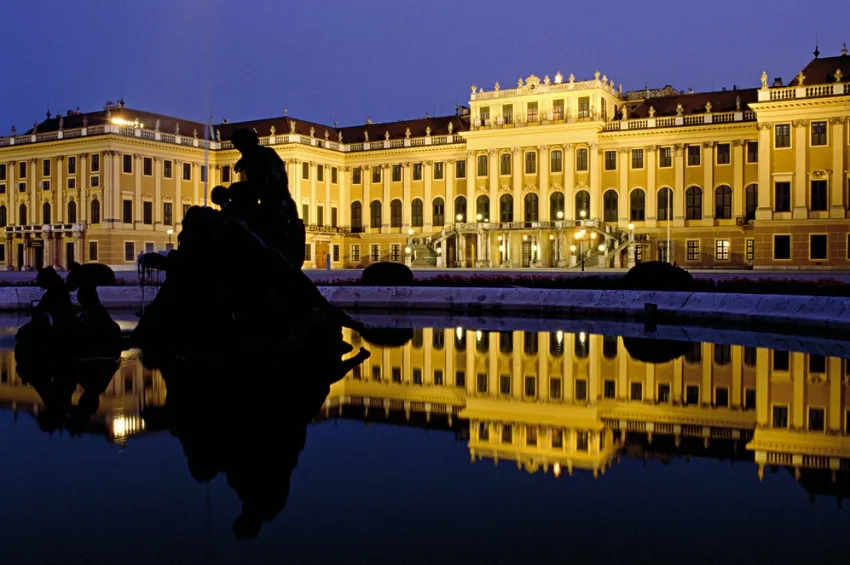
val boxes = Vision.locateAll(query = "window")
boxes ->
[390,199,402,227]
[433,198,445,226]
[658,383,671,403]
[574,334,588,358]
[17,181,25,192]
[775,124,791,148]
[372,166,382,184]
[411,199,423,227]
[316,205,324,227]
[500,153,511,175]
[370,244,380,262]
[746,239,755,261]
[716,143,730,165]
[86,153,99,173]
[301,204,309,224]
[772,405,789,428]
[163,202,173,226]
[351,244,361,263]
[89,241,98,261]
[454,196,467,220]
[659,146,672,168]
[576,148,588,171]
[411,162,423,181]
[575,191,590,218]
[42,202,51,224]
[478,423,489,441]
[630,382,643,401]
[687,240,700,261]
[391,367,402,383]
[773,350,790,371]
[90,199,100,224]
[301,162,310,180]
[714,344,731,365]
[18,161,27,178]
[524,193,538,222]
[163,160,172,178]
[525,151,537,175]
[352,167,362,184]
[809,354,826,373]
[811,121,827,146]
[811,180,827,211]
[502,104,513,124]
[313,164,322,183]
[67,156,76,175]
[479,106,490,125]
[18,204,26,225]
[629,189,645,221]
[304,243,312,262]
[41,180,50,191]
[604,150,617,171]
[455,160,466,179]
[578,97,590,118]
[745,184,758,221]
[143,201,153,225]
[603,379,616,399]
[575,379,588,401]
[122,200,133,224]
[331,244,340,263]
[475,196,489,222]
[200,165,209,183]
[501,425,512,444]
[500,332,513,353]
[747,141,758,163]
[715,185,732,219]
[434,370,443,386]
[122,154,132,174]
[476,373,488,393]
[391,165,401,183]
[524,376,536,398]
[351,202,362,230]
[523,332,538,355]
[745,388,756,410]
[142,157,153,176]
[550,150,562,173]
[42,159,51,176]
[810,234,827,260]
[67,178,76,190]
[657,187,673,221]
[124,241,135,262]
[774,235,791,260]
[687,145,700,166]
[499,374,511,396]
[433,162,444,180]
[552,99,564,120]
[526,102,538,122]
[0,163,5,181]
[550,378,562,400]
[686,186,702,220]
[774,182,791,212]
[576,431,589,452]
[221,165,231,183]
[603,190,618,222]
[549,192,564,221]
[715,387,730,407]
[685,385,700,405]
[809,407,825,432]
[477,154,488,177]
[370,200,381,228]
[552,429,563,448]
[331,167,338,184]
[602,335,618,359]
[433,330,445,350]
[525,426,538,447]
[631,149,644,169]
[390,244,401,262]
[182,163,191,181]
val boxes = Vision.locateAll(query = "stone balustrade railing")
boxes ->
[602,110,757,132]
[758,81,849,102]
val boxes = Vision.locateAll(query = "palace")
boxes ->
[0,47,849,271]
[2,326,849,490]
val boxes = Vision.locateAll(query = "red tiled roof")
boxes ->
[790,54,850,86]
[627,88,759,119]
[26,107,208,137]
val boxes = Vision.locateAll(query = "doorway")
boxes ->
[16,243,23,270]
[521,241,532,267]
[65,242,75,268]
[34,245,44,270]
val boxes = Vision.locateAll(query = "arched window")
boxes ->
[432,197,445,227]
[42,202,51,225]
[657,187,673,221]
[90,199,100,224]
[432,329,445,350]
[603,190,618,222]
[411,198,423,227]
[476,195,489,222]
[390,199,402,227]
[602,335,619,359]
[499,331,513,353]
[686,186,702,220]
[523,331,538,355]
[715,185,732,219]
[575,190,590,219]
[0,205,6,228]
[370,200,382,228]
[714,344,731,366]
[549,332,564,357]
[19,204,27,226]
[574,333,589,359]
[499,194,513,222]
[523,193,539,222]
[67,201,77,224]
[685,342,701,364]
[476,331,489,353]
[550,192,565,220]
[350,201,362,230]
[745,184,758,221]
[454,195,467,221]
[629,189,646,221]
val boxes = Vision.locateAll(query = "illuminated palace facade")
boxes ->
[2,328,850,486]
[0,49,848,270]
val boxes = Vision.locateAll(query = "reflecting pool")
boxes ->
[1,314,849,564]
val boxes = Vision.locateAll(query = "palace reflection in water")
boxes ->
[2,328,849,492]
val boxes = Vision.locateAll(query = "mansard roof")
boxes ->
[26,106,207,137]
[790,53,850,86]
[627,87,759,119]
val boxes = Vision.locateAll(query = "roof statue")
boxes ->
[216,130,221,142]
[309,126,315,137]
[494,82,500,91]
[283,107,288,116]
[33,121,38,134]
[384,130,390,140]
[58,116,64,130]
[448,122,453,134]
[517,77,523,88]
[797,71,806,86]
[621,106,627,120]
[648,106,655,118]
[835,68,844,82]
[82,116,87,128]
[193,129,198,139]
[676,103,684,116]
[425,126,431,136]
[363,130,369,142]
[269,125,276,136]
[471,84,477,94]
[705,101,712,113]
[155,118,160,131]
[569,73,575,83]
[594,71,601,80]
[289,120,296,134]
[11,125,16,136]
[736,96,741,111]
[338,131,343,143]
[324,130,329,141]
[405,127,411,139]
[544,75,550,85]
[760,71,768,88]
[175,122,180,135]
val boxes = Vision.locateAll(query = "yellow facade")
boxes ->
[2,329,848,483]
[0,49,848,270]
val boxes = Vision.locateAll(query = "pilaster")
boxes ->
[702,142,714,226]
[756,123,773,220]
[792,120,808,219]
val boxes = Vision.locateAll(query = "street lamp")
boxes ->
[166,228,174,249]
[574,230,587,272]
[408,228,414,236]
[579,210,586,221]
[456,213,464,222]
[556,210,564,220]
[476,213,483,222]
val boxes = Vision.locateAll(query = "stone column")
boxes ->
[340,166,350,226]
[673,145,685,227]
[382,165,391,230]
[111,152,121,224]
[539,145,549,222]
[830,117,846,218]
[792,120,808,219]
[445,157,454,223]
[731,345,743,408]
[563,334,574,402]
[588,335,601,402]
[829,357,843,432]
[414,162,422,229]
[755,348,770,427]
[589,143,601,220]
[307,162,316,225]
[465,151,476,222]
[135,154,143,226]
[193,163,201,206]
[289,159,301,212]
[56,156,64,223]
[511,148,522,220]
[154,157,163,224]
[174,160,183,225]
[325,168,331,226]
[791,353,805,428]
[732,140,745,218]
[79,154,87,223]
[488,150,498,222]
[362,166,371,228]
[29,159,37,225]
[618,149,629,225]
[756,124,773,220]
[8,160,16,225]
[701,343,712,406]
[702,142,715,226]
[564,144,575,221]
[646,146,657,227]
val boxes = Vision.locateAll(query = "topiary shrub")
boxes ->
[361,262,414,286]
[618,261,695,292]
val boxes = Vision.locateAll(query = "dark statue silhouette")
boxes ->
[14,127,373,539]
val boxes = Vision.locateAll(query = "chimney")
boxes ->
[688,87,694,94]
[733,85,738,90]
[773,77,783,86]
[722,87,727,91]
